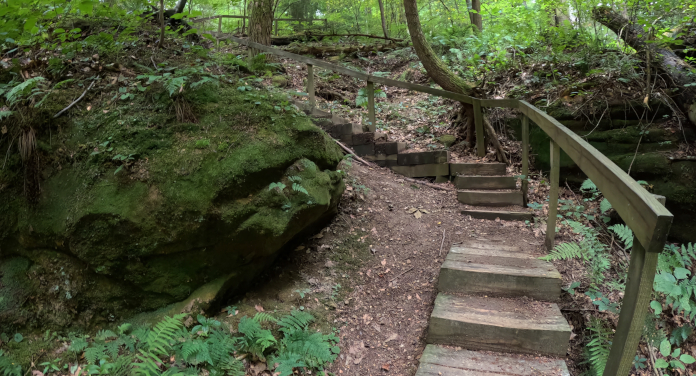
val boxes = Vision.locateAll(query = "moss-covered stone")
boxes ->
[0,84,345,330]
[271,75,288,87]
[438,135,457,147]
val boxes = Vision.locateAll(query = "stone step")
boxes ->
[458,190,523,207]
[461,209,533,221]
[427,294,571,356]
[391,164,450,178]
[455,176,516,190]
[450,163,506,176]
[439,245,562,301]
[415,345,570,376]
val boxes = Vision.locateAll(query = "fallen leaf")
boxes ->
[254,304,264,312]
[382,364,390,372]
[420,209,429,214]
[381,259,386,266]
[407,207,418,213]
[414,211,422,219]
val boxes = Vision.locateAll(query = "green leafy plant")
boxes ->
[0,350,21,376]
[654,243,696,322]
[655,339,696,370]
[355,87,386,107]
[609,224,633,250]
[586,317,612,376]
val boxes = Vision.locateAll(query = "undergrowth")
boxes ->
[0,311,339,376]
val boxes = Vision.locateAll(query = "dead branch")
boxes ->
[54,78,97,118]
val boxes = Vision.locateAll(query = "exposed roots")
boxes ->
[173,96,197,123]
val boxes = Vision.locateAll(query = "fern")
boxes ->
[69,336,89,353]
[292,183,309,195]
[599,198,612,213]
[279,330,336,369]
[238,316,277,361]
[133,314,186,376]
[586,317,611,376]
[4,77,45,106]
[277,310,315,334]
[96,329,118,341]
[540,242,582,261]
[270,352,306,376]
[0,350,22,376]
[85,346,105,365]
[253,312,277,324]
[609,224,633,249]
[288,176,302,182]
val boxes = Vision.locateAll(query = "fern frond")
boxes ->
[0,351,22,376]
[84,346,105,365]
[270,352,306,376]
[253,312,277,324]
[277,310,315,334]
[580,179,597,192]
[217,356,245,376]
[280,330,336,369]
[586,318,611,376]
[111,355,135,376]
[145,314,186,356]
[288,176,302,182]
[96,329,118,341]
[609,224,633,249]
[69,337,89,353]
[133,349,163,376]
[540,242,582,261]
[292,183,308,195]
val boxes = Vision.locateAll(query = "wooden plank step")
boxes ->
[427,294,571,356]
[458,190,523,206]
[450,163,506,176]
[415,345,570,376]
[455,176,516,190]
[462,209,533,221]
[439,246,562,301]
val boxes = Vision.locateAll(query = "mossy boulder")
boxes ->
[438,135,457,147]
[271,75,289,87]
[0,83,345,330]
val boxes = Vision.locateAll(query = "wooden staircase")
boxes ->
[416,239,571,375]
[454,163,533,221]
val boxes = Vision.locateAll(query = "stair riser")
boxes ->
[458,191,523,207]
[461,210,533,221]
[438,267,561,301]
[451,163,506,176]
[455,176,516,190]
[427,317,569,357]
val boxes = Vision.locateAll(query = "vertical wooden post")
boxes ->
[367,81,376,132]
[545,140,560,250]
[603,196,666,376]
[473,99,484,157]
[521,115,529,207]
[307,64,315,108]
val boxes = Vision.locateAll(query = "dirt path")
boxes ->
[319,163,542,375]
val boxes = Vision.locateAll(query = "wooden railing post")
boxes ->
[521,115,529,207]
[306,63,315,108]
[545,140,560,250]
[367,81,376,132]
[604,196,666,376]
[473,98,484,157]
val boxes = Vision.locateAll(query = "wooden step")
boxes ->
[455,176,516,190]
[439,245,562,301]
[415,345,570,376]
[458,190,523,206]
[462,209,533,221]
[450,163,506,176]
[427,294,571,356]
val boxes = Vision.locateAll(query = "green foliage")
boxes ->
[540,242,582,261]
[655,243,696,322]
[237,315,277,361]
[0,350,22,376]
[355,88,386,107]
[655,339,696,370]
[608,224,633,250]
[580,179,598,193]
[585,317,611,376]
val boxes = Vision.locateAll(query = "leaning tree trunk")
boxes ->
[402,0,508,163]
[471,0,482,32]
[592,6,696,126]
[248,0,274,56]
[377,0,389,39]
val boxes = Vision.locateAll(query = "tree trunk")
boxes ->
[592,6,696,126]
[157,0,165,48]
[242,0,247,34]
[377,0,389,39]
[249,0,274,55]
[402,0,508,163]
[471,0,482,31]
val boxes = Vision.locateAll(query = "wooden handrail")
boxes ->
[211,27,673,376]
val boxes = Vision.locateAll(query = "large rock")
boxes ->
[508,101,696,243]
[0,85,344,329]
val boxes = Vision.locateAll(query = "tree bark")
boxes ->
[157,0,165,48]
[471,0,482,31]
[249,0,274,55]
[402,0,508,163]
[592,6,696,126]
[377,0,389,39]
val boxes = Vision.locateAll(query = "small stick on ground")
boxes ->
[390,267,413,283]
[333,139,377,167]
[402,177,455,192]
[647,341,664,376]
[439,229,446,256]
[53,78,97,118]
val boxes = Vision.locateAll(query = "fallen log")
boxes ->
[283,43,403,57]
[317,33,405,42]
[592,6,696,126]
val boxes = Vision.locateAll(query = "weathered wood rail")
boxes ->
[210,21,673,376]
